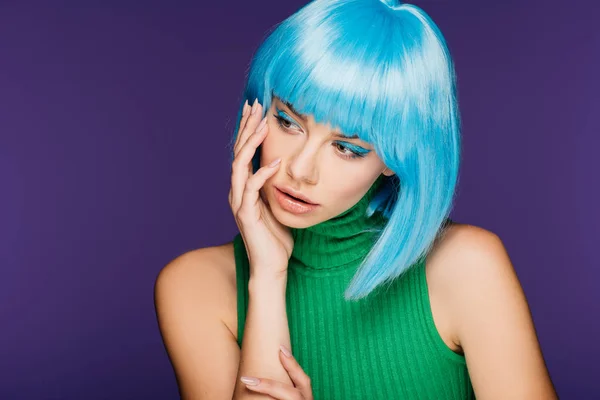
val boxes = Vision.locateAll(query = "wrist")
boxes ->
[248,273,287,295]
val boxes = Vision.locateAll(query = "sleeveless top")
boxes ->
[232,176,475,399]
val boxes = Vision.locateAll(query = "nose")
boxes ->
[286,143,319,185]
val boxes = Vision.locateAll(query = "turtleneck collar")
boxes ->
[289,175,388,272]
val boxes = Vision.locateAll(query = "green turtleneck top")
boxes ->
[232,177,475,399]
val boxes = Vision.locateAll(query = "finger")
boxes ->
[232,98,252,153]
[232,109,267,203]
[234,103,264,175]
[230,120,271,213]
[233,99,263,156]
[279,347,313,397]
[232,98,250,145]
[237,153,281,221]
[243,377,302,400]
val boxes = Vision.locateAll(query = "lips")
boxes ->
[273,187,320,214]
[284,192,311,204]
[276,186,317,205]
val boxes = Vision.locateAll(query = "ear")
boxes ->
[382,167,395,177]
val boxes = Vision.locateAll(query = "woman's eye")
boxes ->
[334,142,368,160]
[273,114,299,131]
[335,143,349,154]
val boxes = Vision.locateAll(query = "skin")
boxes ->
[258,95,395,229]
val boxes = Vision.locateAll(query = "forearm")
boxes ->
[232,275,292,399]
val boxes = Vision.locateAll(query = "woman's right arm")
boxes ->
[228,98,297,398]
[232,273,293,399]
[155,99,298,398]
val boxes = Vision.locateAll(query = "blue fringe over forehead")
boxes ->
[247,0,455,159]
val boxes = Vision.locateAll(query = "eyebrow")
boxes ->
[278,98,360,139]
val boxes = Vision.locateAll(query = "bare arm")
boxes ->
[232,274,294,399]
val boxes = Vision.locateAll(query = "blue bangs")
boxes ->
[252,0,452,146]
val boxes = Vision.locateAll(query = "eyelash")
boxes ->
[272,113,368,160]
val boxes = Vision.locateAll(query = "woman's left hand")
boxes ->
[240,345,314,399]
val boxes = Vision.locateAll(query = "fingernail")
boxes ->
[268,158,281,167]
[240,376,260,386]
[251,98,258,115]
[242,99,249,116]
[280,344,292,357]
[256,116,267,133]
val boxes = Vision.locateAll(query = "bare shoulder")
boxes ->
[153,241,240,399]
[428,224,557,398]
[155,241,238,338]
[428,221,510,299]
[425,222,503,352]
[429,222,501,263]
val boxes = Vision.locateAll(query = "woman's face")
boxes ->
[259,96,395,228]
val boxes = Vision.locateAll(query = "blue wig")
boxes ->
[229,0,461,301]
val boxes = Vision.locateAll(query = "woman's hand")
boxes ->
[241,345,314,400]
[229,98,294,281]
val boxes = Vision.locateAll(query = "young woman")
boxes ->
[154,0,558,398]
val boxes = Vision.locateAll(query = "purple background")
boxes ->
[1,1,598,399]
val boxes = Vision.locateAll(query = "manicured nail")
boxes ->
[240,376,260,386]
[280,344,292,357]
[250,98,258,115]
[256,116,267,133]
[242,99,249,116]
[268,158,281,167]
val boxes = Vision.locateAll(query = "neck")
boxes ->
[289,175,388,272]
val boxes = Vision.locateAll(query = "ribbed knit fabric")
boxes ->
[233,177,475,399]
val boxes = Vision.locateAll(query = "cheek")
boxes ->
[322,158,383,204]
[325,175,375,205]
[260,125,287,160]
